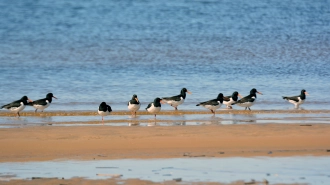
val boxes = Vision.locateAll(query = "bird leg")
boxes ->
[17,112,20,117]
[35,109,38,113]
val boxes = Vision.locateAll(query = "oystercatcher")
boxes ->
[282,89,309,109]
[146,97,163,119]
[98,102,112,124]
[128,94,140,117]
[162,88,192,110]
[28,93,57,112]
[223,91,242,109]
[1,96,33,117]
[235,88,262,111]
[196,93,224,115]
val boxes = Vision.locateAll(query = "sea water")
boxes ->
[0,0,329,112]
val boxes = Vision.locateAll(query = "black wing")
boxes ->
[1,100,22,109]
[162,95,181,101]
[145,102,152,110]
[223,96,231,101]
[30,98,48,106]
[129,99,139,105]
[197,99,219,106]
[237,95,255,103]
[283,96,299,102]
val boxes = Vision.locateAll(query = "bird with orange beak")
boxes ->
[162,88,192,110]
[1,96,33,117]
[128,94,140,117]
[283,89,309,109]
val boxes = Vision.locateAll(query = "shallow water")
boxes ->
[0,0,329,112]
[1,157,330,184]
[0,112,329,128]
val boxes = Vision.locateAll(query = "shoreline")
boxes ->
[0,109,329,117]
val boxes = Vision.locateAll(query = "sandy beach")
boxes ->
[1,122,330,162]
[0,110,330,185]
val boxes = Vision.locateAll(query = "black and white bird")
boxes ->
[282,89,309,109]
[223,91,242,109]
[1,96,33,117]
[28,93,57,112]
[235,88,262,111]
[98,102,112,124]
[196,93,224,115]
[162,88,191,110]
[128,94,140,117]
[145,97,163,119]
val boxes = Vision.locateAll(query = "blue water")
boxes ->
[0,0,329,111]
[1,157,330,184]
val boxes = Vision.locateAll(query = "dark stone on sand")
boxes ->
[173,178,182,182]
[219,152,225,154]
[32,177,58,180]
[268,151,272,154]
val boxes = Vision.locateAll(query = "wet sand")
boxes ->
[0,178,300,185]
[0,111,329,185]
[1,122,330,162]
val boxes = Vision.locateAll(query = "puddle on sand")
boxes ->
[0,157,330,184]
[0,113,329,128]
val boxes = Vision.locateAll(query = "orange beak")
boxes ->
[304,92,309,95]
[187,90,192,94]
[257,91,263,95]
[238,94,243,98]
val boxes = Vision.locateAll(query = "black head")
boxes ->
[154,97,162,103]
[180,88,191,99]
[250,88,257,94]
[217,93,224,100]
[301,89,309,97]
[20,96,32,105]
[153,97,162,107]
[132,94,138,99]
[250,88,262,95]
[46,93,57,102]
[20,96,29,101]
[232,91,239,101]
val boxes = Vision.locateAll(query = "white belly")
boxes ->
[98,110,110,117]
[128,103,141,112]
[147,104,161,114]
[164,98,184,107]
[9,103,25,113]
[236,101,255,108]
[201,103,222,111]
[288,98,305,108]
[223,99,235,106]
[33,102,50,111]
